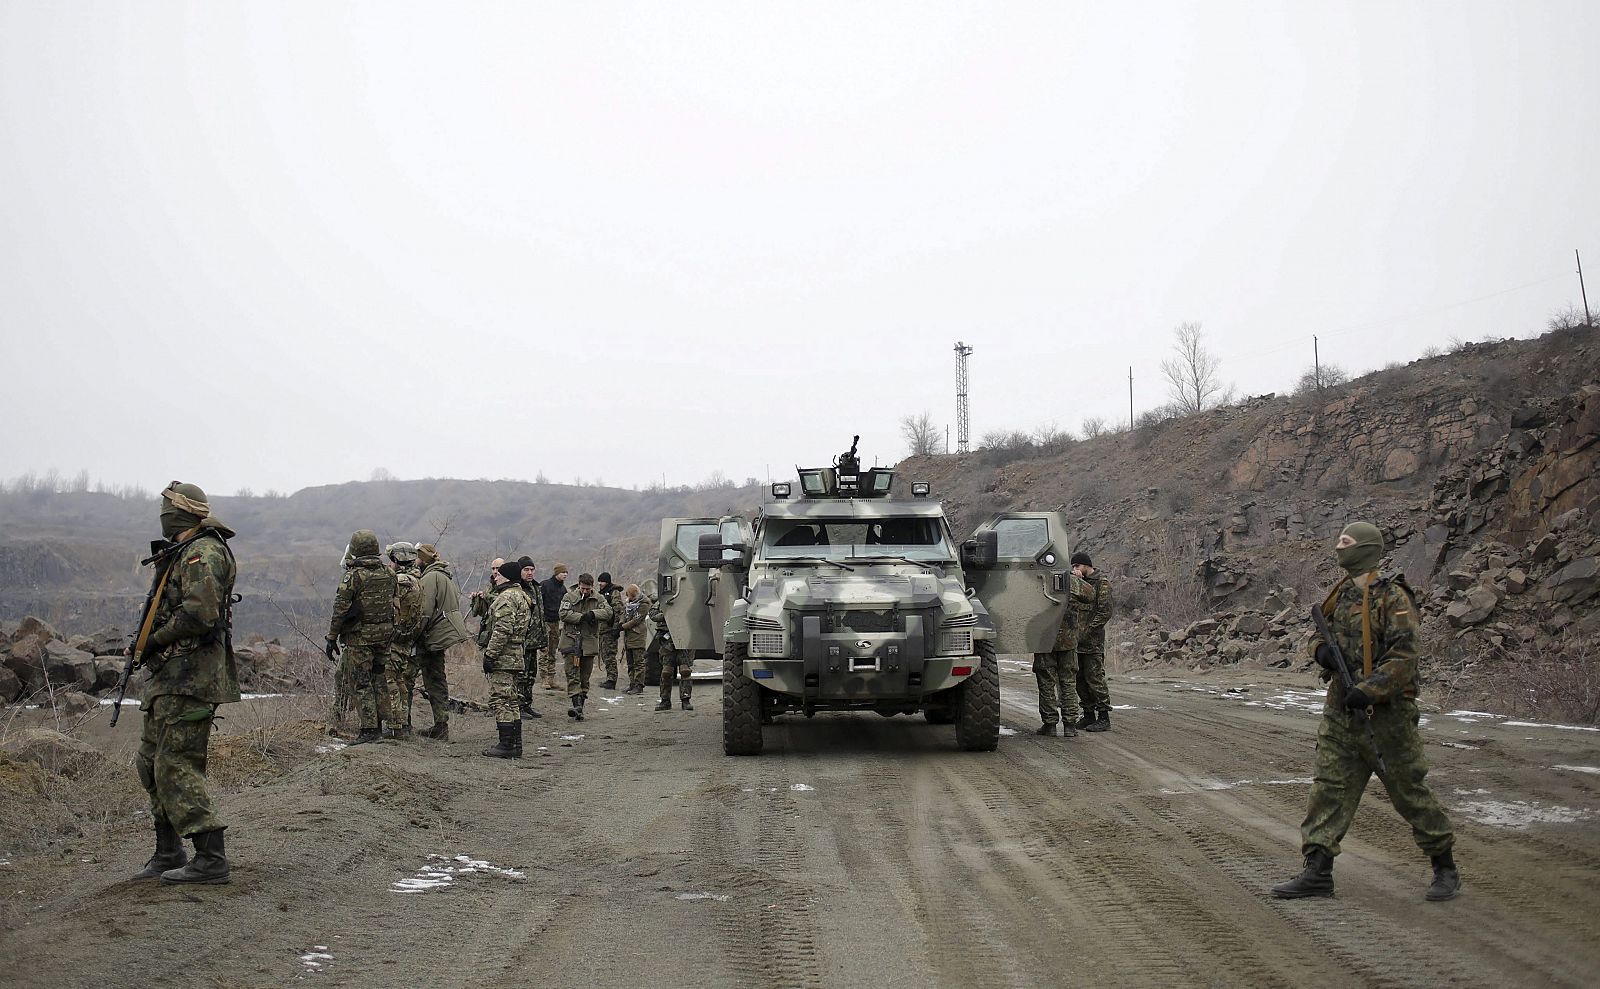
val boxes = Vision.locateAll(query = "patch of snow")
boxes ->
[1554,765,1600,776]
[1454,788,1491,795]
[603,697,625,705]
[1447,710,1496,718]
[559,734,585,741]
[1441,742,1480,750]
[789,783,815,792]
[675,891,731,902]
[1455,798,1594,829]
[1160,777,1312,794]
[998,726,1018,736]
[314,742,348,754]
[392,853,525,894]
[1502,721,1600,733]
[1111,704,1136,710]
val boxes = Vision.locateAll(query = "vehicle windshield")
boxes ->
[759,517,955,562]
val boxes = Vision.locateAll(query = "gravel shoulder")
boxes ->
[3,663,1598,988]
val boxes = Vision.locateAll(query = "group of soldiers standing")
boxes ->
[1033,552,1115,737]
[325,542,697,761]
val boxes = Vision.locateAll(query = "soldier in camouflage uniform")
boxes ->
[383,541,424,738]
[413,543,470,740]
[326,529,397,745]
[1071,553,1115,732]
[654,602,694,712]
[131,481,241,885]
[1272,521,1461,902]
[596,571,624,689]
[617,584,650,693]
[559,573,612,720]
[480,560,532,758]
[516,557,546,718]
[1033,572,1087,736]
[642,600,671,687]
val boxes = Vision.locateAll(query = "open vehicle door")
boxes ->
[658,516,751,656]
[962,511,1074,654]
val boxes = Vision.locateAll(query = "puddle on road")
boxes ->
[392,854,526,894]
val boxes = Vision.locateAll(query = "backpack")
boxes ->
[393,570,424,640]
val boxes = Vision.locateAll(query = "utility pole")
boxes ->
[1580,250,1593,329]
[1128,366,1134,429]
[954,342,974,453]
[1314,335,1321,392]
[945,424,950,455]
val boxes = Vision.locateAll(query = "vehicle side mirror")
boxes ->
[697,533,725,566]
[962,530,998,568]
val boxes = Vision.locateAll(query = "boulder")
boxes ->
[92,658,123,691]
[1446,571,1477,591]
[1445,586,1499,627]
[51,690,100,717]
[1529,533,1560,563]
[1185,618,1220,637]
[42,641,98,692]
[0,664,21,702]
[1231,614,1268,637]
[3,636,47,691]
[1381,448,1420,481]
[15,616,58,643]
[1506,568,1530,595]
[85,626,128,656]
[1550,557,1600,604]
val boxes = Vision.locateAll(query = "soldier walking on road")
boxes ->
[596,572,624,690]
[559,573,612,720]
[326,530,396,745]
[480,560,533,759]
[131,481,240,885]
[383,541,424,738]
[1071,553,1115,732]
[538,564,569,690]
[1272,521,1461,902]
[654,603,694,713]
[413,543,470,741]
[1033,572,1086,737]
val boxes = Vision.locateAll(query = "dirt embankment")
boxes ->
[2,664,1598,989]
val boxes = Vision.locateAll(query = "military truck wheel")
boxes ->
[722,642,763,756]
[954,641,1000,752]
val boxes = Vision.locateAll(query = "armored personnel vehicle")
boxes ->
[659,438,1075,755]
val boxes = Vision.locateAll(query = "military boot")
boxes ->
[1271,849,1334,899]
[420,721,449,741]
[1036,722,1057,736]
[681,681,693,711]
[1073,712,1094,730]
[161,829,229,885]
[1085,709,1110,733]
[1061,722,1078,737]
[1426,851,1461,901]
[133,817,187,879]
[349,727,382,745]
[573,694,586,722]
[681,697,693,711]
[655,694,673,711]
[482,722,520,759]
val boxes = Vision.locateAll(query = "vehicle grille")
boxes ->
[938,629,974,655]
[751,631,786,655]
[836,611,896,634]
[941,613,977,627]
[747,616,784,630]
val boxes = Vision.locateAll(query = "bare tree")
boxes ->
[1160,321,1228,415]
[1081,415,1107,439]
[1295,362,1349,395]
[900,411,939,457]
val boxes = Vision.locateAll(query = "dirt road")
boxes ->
[4,662,1599,988]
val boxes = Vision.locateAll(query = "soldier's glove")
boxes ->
[1313,643,1339,673]
[325,638,340,661]
[1342,685,1374,711]
[482,653,494,674]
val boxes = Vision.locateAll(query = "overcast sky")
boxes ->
[2,2,1596,496]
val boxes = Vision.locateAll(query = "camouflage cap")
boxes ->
[386,541,418,562]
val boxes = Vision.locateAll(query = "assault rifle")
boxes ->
[1309,603,1388,779]
[109,538,188,728]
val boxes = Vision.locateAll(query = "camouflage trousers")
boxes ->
[345,643,391,732]
[1300,699,1455,858]
[601,636,621,684]
[385,641,417,728]
[1075,629,1110,714]
[659,651,693,703]
[1033,650,1081,726]
[412,647,451,729]
[539,621,562,685]
[486,668,523,723]
[519,650,540,713]
[566,654,595,698]
[137,694,223,837]
[622,647,647,688]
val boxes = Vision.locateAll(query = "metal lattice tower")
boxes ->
[954,341,973,453]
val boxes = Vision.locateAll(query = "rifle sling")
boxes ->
[132,559,178,660]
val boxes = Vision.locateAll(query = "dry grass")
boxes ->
[1441,632,1600,725]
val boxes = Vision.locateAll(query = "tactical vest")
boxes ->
[347,563,397,644]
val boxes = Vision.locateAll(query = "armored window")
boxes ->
[993,518,1049,559]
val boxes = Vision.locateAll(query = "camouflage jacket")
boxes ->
[597,585,623,636]
[417,561,470,651]
[617,593,650,648]
[484,584,532,671]
[1308,574,1421,704]
[559,587,614,656]
[329,558,397,647]
[1053,573,1092,651]
[520,583,548,654]
[472,582,506,647]
[144,525,241,706]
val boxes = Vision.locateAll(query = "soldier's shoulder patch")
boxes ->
[186,554,204,565]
